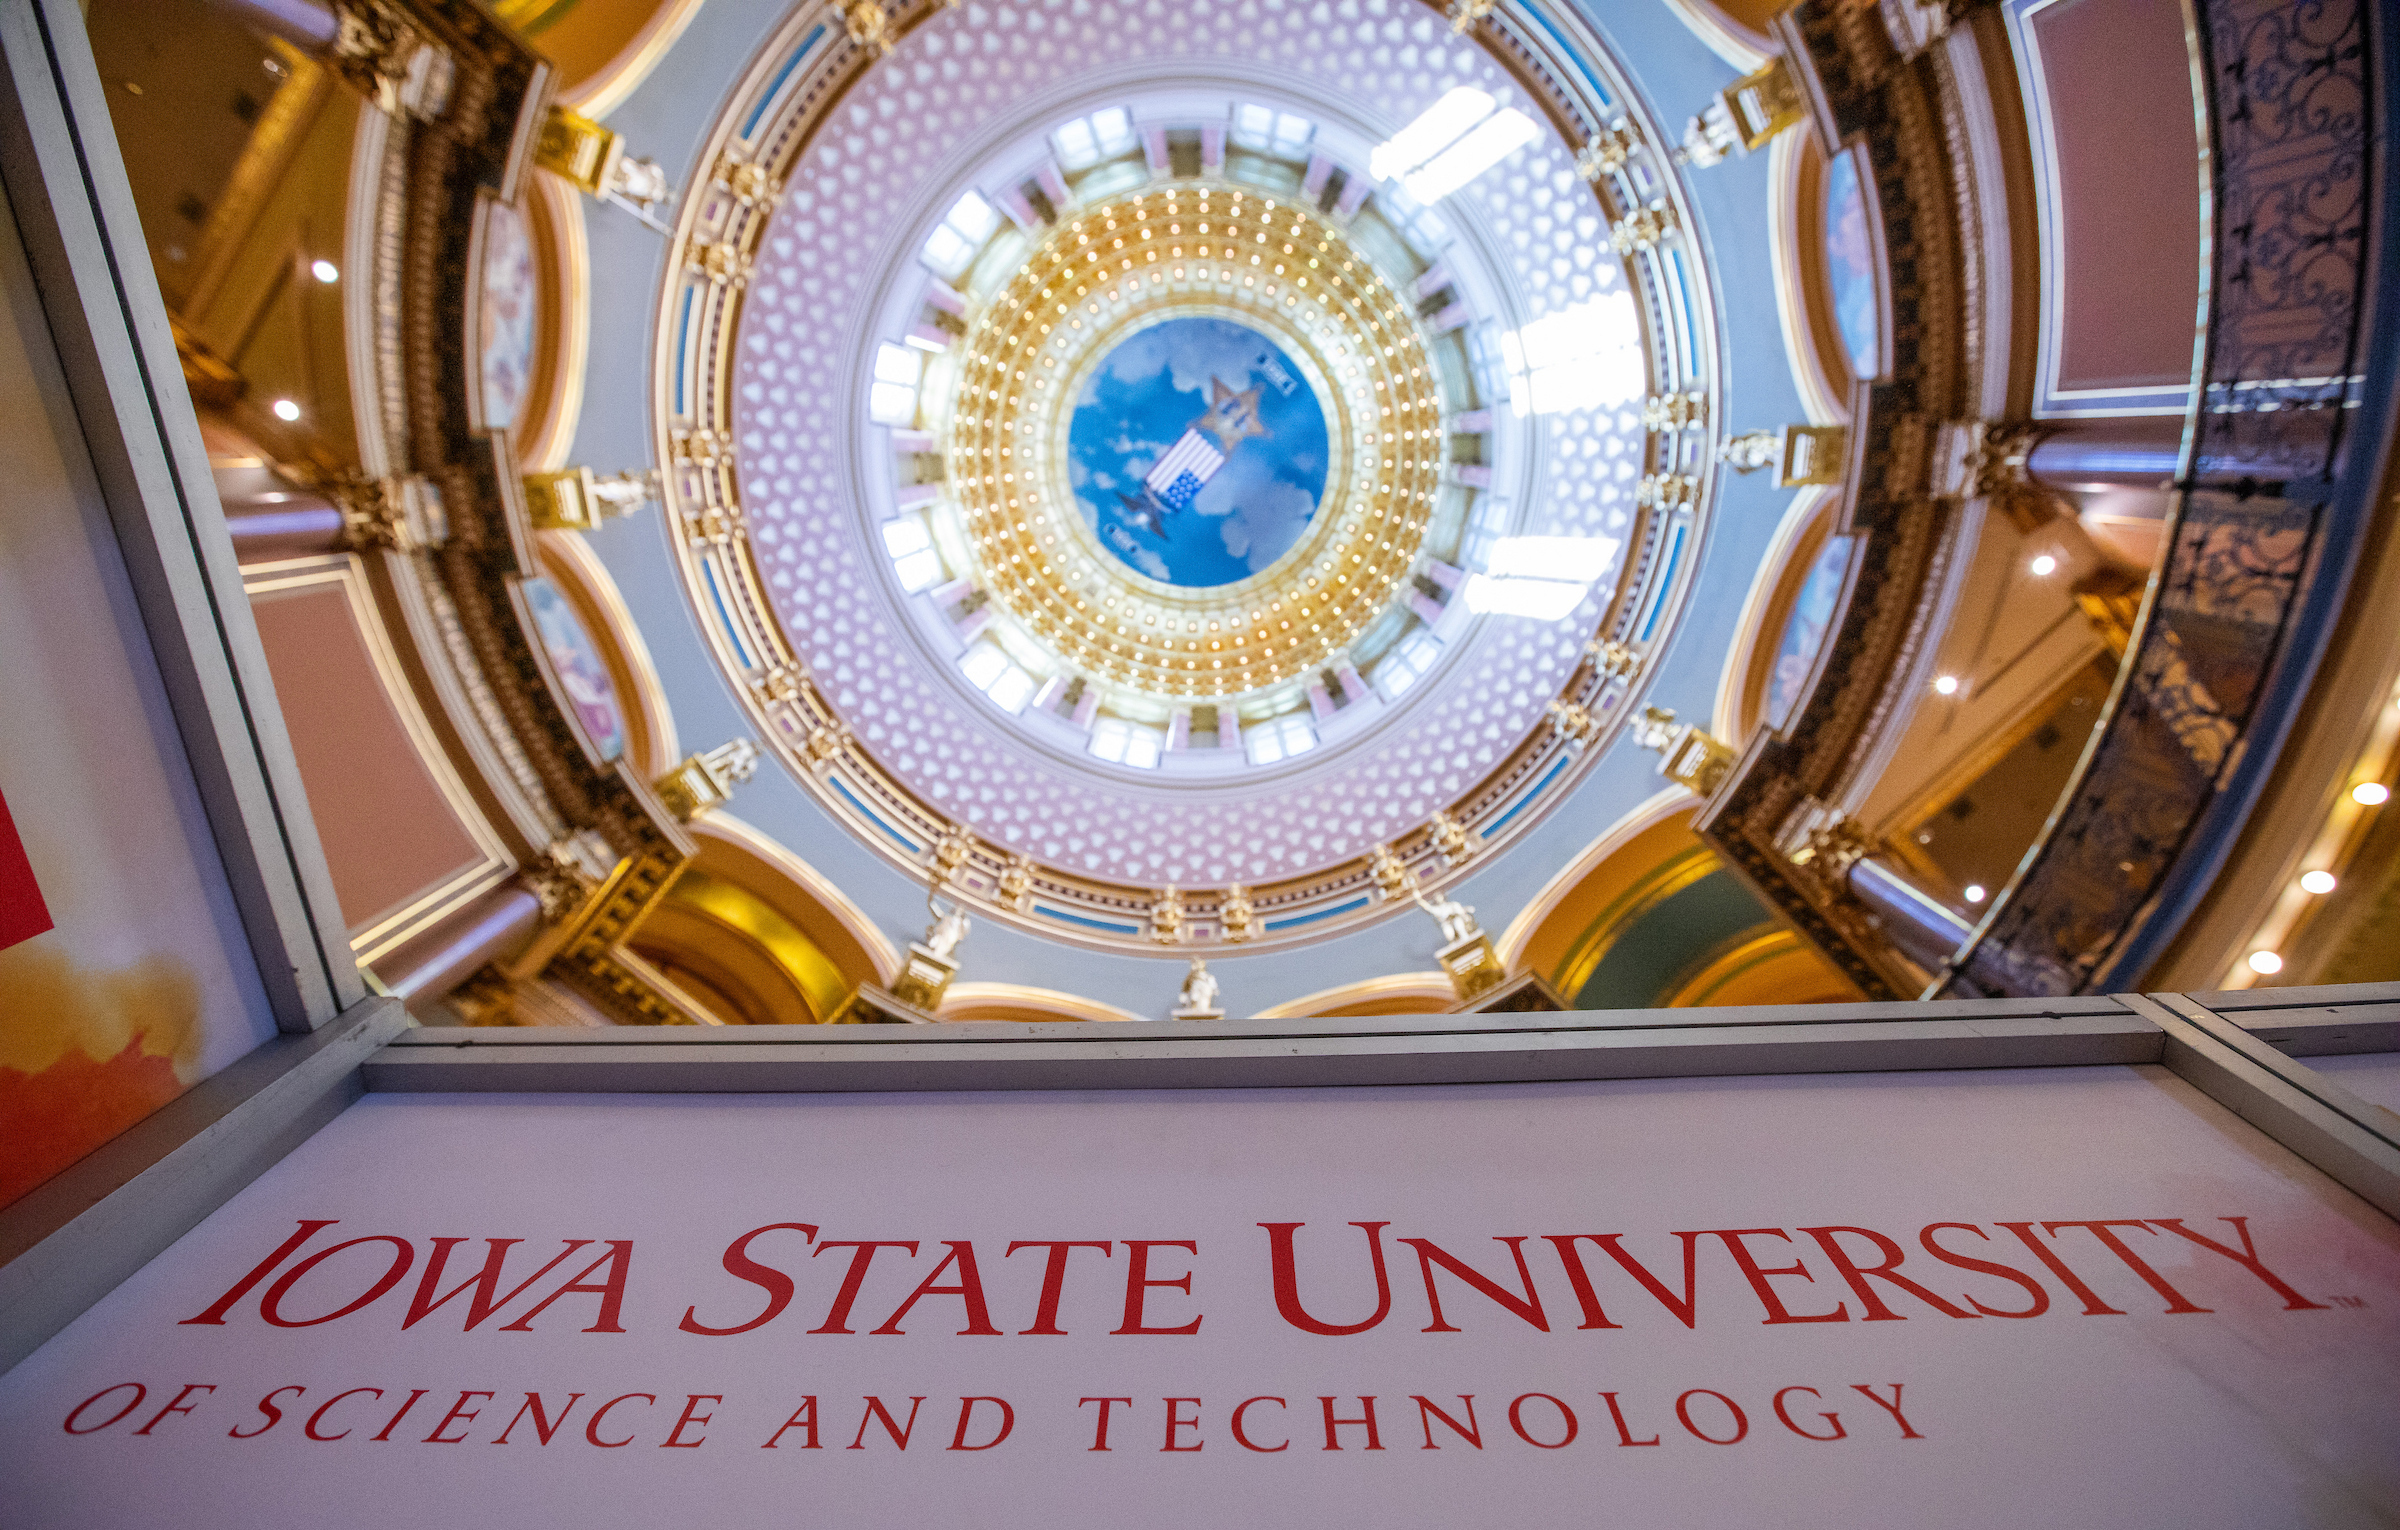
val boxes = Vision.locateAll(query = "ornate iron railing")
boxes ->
[1946,0,2381,995]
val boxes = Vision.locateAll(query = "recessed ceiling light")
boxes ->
[2029,554,2057,576]
[1963,883,1987,903]
[2354,781,2391,805]
[270,398,301,421]
[310,259,339,284]
[2299,869,2337,894]
[1933,675,1960,696]
[2246,950,2284,975]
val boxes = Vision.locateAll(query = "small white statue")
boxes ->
[1176,957,1221,1017]
[922,898,971,960]
[1417,891,1481,946]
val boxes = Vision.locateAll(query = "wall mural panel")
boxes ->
[0,219,278,1209]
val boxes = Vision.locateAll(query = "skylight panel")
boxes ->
[1482,534,1621,584]
[1370,87,1493,183]
[1091,107,1135,156]
[1502,293,1644,416]
[946,189,1001,244]
[1461,573,1589,620]
[1463,536,1622,621]
[921,223,975,279]
[960,642,1009,691]
[1052,118,1100,169]
[986,665,1037,714]
[1402,107,1538,202]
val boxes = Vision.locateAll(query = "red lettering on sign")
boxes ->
[1546,1233,1704,1329]
[847,1395,924,1450]
[682,1224,819,1336]
[1411,1395,1482,1449]
[1772,1386,1846,1441]
[585,1393,654,1448]
[1598,1392,1660,1446]
[1160,1397,1203,1452]
[1850,1382,1923,1439]
[405,1239,591,1331]
[808,1242,919,1334]
[1231,1397,1288,1452]
[133,1383,214,1436]
[1700,1229,1849,1324]
[1004,1241,1113,1334]
[760,1397,820,1449]
[2040,1221,2211,1313]
[492,1392,584,1445]
[951,1396,1014,1451]
[1992,1221,2123,1315]
[1675,1389,1748,1444]
[2149,1217,2327,1310]
[1318,1396,1382,1451]
[422,1391,495,1445]
[1397,1236,1549,1333]
[261,1237,415,1328]
[182,1220,338,1325]
[228,1385,302,1439]
[63,1383,147,1436]
[873,1241,1001,1336]
[497,1241,634,1333]
[1799,1226,1977,1320]
[1077,1396,1133,1451]
[306,1388,383,1441]
[1115,1241,1202,1334]
[662,1394,720,1448]
[1507,1393,1577,1449]
[1260,1222,1391,1335]
[1918,1223,2050,1317]
[370,1389,429,1441]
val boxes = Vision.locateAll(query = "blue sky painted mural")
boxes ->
[1067,317,1329,588]
[1823,149,1881,380]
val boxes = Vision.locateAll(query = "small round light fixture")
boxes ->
[270,398,301,422]
[2354,781,2391,806]
[2029,554,2057,577]
[310,258,340,284]
[1933,675,1961,696]
[2299,869,2338,895]
[2246,950,2284,976]
[1963,883,1987,904]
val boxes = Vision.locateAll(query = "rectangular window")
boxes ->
[1245,711,1317,765]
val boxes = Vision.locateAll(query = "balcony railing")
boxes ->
[1945,0,2385,996]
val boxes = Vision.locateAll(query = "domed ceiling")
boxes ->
[653,0,1724,952]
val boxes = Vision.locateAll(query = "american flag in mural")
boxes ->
[0,786,53,952]
[1143,429,1227,511]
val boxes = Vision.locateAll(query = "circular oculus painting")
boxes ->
[1066,316,1331,590]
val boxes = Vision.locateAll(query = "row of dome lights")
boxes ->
[921,185,1440,709]
[2248,775,2392,976]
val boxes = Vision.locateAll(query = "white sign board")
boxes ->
[4,1065,2397,1527]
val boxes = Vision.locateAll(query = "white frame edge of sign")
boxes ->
[6,989,2397,1380]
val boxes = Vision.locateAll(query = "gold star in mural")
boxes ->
[1195,377,1267,453]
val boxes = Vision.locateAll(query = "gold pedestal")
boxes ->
[827,982,940,1025]
[889,943,960,1012]
[1448,970,1568,1014]
[1437,931,1505,1002]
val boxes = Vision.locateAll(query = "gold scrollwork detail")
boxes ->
[1150,886,1187,945]
[1429,810,1473,866]
[1575,121,1637,180]
[1609,203,1678,256]
[1219,883,1256,942]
